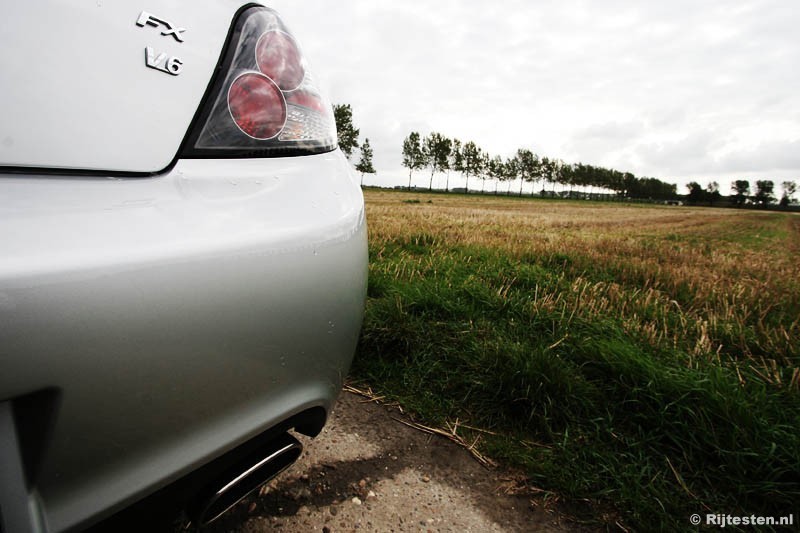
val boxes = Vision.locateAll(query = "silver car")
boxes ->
[0,4,367,531]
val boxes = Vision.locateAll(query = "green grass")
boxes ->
[353,191,800,531]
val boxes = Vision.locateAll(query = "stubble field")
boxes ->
[353,189,800,530]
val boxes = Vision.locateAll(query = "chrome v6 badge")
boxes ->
[144,47,183,76]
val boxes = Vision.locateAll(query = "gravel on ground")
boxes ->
[202,391,582,532]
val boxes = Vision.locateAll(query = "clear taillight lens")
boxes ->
[182,7,336,157]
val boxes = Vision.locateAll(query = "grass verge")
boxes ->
[352,190,800,531]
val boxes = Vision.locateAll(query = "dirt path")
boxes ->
[203,391,579,532]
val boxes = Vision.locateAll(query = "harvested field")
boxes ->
[354,189,800,530]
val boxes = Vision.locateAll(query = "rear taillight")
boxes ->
[228,73,286,139]
[255,31,304,91]
[182,7,336,157]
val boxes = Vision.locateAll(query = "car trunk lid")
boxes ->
[0,2,242,174]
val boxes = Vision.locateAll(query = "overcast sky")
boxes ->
[271,0,800,195]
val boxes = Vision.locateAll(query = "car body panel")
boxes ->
[0,2,243,173]
[0,151,367,531]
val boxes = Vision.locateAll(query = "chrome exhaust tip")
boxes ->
[189,432,302,525]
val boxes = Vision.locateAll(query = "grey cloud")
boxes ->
[270,0,800,182]
[716,140,800,174]
[574,121,645,141]
[634,131,727,174]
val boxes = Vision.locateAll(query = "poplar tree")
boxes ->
[402,132,427,190]
[333,104,360,159]
[355,138,376,186]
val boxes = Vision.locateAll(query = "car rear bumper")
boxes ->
[0,151,367,532]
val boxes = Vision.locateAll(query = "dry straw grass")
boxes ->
[365,190,799,388]
[358,189,800,529]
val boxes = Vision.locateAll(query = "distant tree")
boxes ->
[779,180,796,208]
[333,104,360,159]
[634,177,676,200]
[731,180,750,207]
[608,169,626,197]
[354,138,376,186]
[562,163,576,196]
[538,157,553,195]
[461,141,482,193]
[401,132,427,190]
[661,179,676,200]
[422,132,451,191]
[473,152,485,193]
[515,149,538,196]
[706,181,720,206]
[589,165,605,199]
[534,155,550,195]
[503,156,518,195]
[572,163,589,198]
[686,182,704,205]
[570,164,587,197]
[447,139,463,193]
[754,180,775,206]
[580,166,594,197]
[543,159,565,195]
[621,172,637,198]
[485,154,503,194]
[553,160,568,195]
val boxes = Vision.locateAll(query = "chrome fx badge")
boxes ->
[136,11,186,42]
[136,11,185,76]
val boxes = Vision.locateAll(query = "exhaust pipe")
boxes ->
[188,433,302,526]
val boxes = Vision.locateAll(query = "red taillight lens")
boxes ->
[182,7,336,157]
[255,31,304,91]
[285,89,327,114]
[228,73,286,139]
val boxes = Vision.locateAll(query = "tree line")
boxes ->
[402,131,677,201]
[333,106,797,207]
[687,180,797,208]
